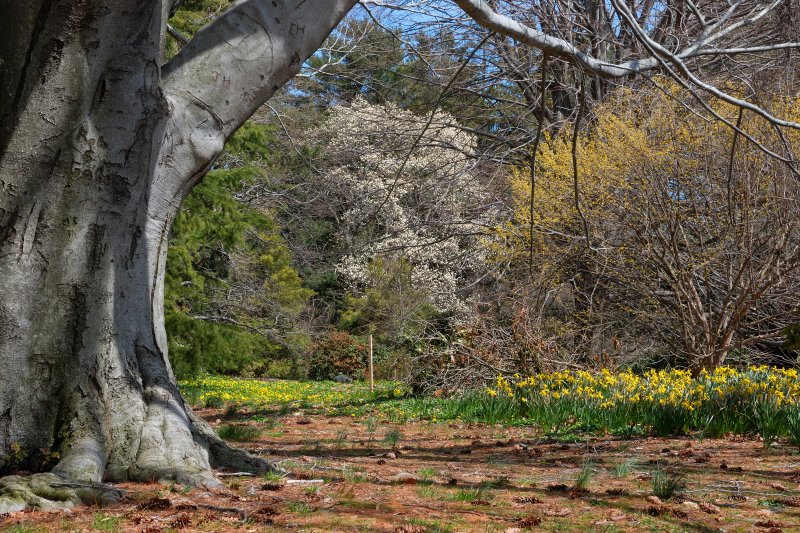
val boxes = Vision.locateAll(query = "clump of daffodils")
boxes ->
[482,366,800,437]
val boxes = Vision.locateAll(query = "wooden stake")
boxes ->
[368,334,374,392]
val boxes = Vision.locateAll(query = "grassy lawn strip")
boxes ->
[181,366,800,442]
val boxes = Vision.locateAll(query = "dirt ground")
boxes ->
[4,409,800,532]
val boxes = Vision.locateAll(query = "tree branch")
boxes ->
[453,0,799,100]
[163,0,356,135]
[453,0,658,78]
[156,0,357,196]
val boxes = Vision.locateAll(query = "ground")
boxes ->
[3,403,800,533]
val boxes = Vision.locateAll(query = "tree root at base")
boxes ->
[189,409,281,476]
[0,411,281,513]
[0,473,123,514]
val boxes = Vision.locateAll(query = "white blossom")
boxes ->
[316,98,497,315]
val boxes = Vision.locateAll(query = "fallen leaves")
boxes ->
[755,519,785,531]
[541,507,572,517]
[136,497,172,511]
[168,513,191,528]
[699,501,721,514]
[394,524,426,533]
[512,495,543,504]
[515,512,543,527]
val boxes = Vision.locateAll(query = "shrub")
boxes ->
[308,331,366,380]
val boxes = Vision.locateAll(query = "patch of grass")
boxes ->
[263,470,285,482]
[383,428,403,448]
[5,526,46,533]
[446,488,489,503]
[250,415,280,429]
[279,459,300,470]
[334,428,348,448]
[480,476,512,489]
[407,517,456,533]
[418,467,438,483]
[91,512,122,531]
[614,457,636,477]
[651,466,686,500]
[286,501,312,514]
[575,460,595,490]
[342,466,369,483]
[179,376,411,412]
[418,485,443,499]
[169,482,192,495]
[760,499,786,509]
[184,367,800,442]
[203,394,224,408]
[217,423,262,441]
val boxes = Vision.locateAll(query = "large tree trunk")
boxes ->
[0,0,355,512]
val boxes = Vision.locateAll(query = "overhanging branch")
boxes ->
[154,0,358,198]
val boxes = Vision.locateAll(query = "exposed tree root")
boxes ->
[0,414,279,514]
[0,473,123,514]
[189,410,280,475]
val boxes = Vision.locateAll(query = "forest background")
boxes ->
[165,0,800,389]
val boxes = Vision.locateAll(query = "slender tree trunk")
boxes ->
[0,0,356,512]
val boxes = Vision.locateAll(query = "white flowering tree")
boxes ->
[314,98,501,327]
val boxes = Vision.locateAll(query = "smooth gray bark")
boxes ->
[0,0,355,511]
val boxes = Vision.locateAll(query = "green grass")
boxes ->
[179,376,411,412]
[418,485,443,499]
[446,488,489,503]
[4,526,46,533]
[342,466,369,483]
[383,428,403,448]
[263,470,285,483]
[516,476,538,487]
[216,424,262,441]
[286,501,312,514]
[406,517,456,533]
[614,457,636,477]
[182,366,800,442]
[91,512,122,531]
[418,467,438,482]
[480,476,511,489]
[333,428,348,448]
[575,460,595,490]
[651,466,686,500]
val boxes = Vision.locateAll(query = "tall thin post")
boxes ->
[368,334,374,392]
